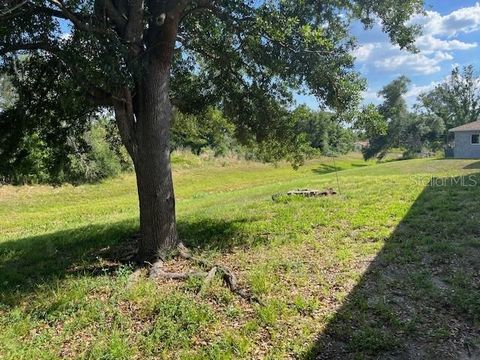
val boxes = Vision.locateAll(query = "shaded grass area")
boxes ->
[306,172,480,359]
[0,216,257,305]
[0,221,136,303]
[1,155,480,358]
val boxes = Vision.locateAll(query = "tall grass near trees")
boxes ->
[0,107,357,186]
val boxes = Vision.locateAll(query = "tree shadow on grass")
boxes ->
[0,220,137,298]
[305,173,480,359]
[311,164,341,175]
[311,162,369,176]
[0,216,258,305]
[464,161,480,169]
[179,217,262,251]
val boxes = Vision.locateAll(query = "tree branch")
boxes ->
[113,87,137,160]
[124,0,144,55]
[46,0,109,35]
[104,0,128,30]
[0,0,29,19]
[0,41,55,55]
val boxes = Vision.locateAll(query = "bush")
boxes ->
[292,106,355,156]
[65,119,123,184]
[171,107,236,156]
[2,133,51,184]
[0,116,132,185]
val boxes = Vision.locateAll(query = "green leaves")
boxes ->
[418,65,480,130]
[356,104,387,138]
[0,0,425,172]
[171,107,236,156]
[361,75,447,160]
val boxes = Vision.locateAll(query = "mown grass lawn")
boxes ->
[1,153,479,359]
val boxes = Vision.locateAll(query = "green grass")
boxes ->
[1,153,480,359]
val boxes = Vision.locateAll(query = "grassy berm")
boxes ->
[1,153,479,359]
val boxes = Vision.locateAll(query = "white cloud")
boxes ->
[374,50,453,75]
[412,4,480,37]
[415,35,477,52]
[362,89,381,103]
[353,4,480,76]
[405,82,438,99]
[355,42,454,75]
[354,3,480,105]
[353,43,381,62]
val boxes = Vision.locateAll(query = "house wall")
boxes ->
[454,131,480,158]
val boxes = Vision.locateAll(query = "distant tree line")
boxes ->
[361,65,480,160]
[0,76,355,184]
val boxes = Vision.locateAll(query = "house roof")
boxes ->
[449,120,480,132]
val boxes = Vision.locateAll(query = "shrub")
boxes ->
[171,107,236,156]
[0,116,131,185]
[3,133,51,184]
[65,119,125,184]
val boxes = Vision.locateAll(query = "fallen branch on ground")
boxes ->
[272,188,337,201]
[287,188,337,197]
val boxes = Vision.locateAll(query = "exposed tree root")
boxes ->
[146,243,263,305]
[217,265,261,304]
[92,236,259,304]
[198,266,217,295]
[148,260,208,280]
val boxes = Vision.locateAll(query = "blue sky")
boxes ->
[297,1,480,109]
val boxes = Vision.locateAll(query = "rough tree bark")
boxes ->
[110,2,184,262]
[132,5,183,261]
[134,62,179,261]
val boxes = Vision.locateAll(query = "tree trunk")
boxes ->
[110,5,183,262]
[134,60,178,262]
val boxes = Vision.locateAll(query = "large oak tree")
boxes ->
[0,0,424,261]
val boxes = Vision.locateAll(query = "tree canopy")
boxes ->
[417,65,480,131]
[0,0,425,258]
[1,0,423,144]
[362,75,447,160]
